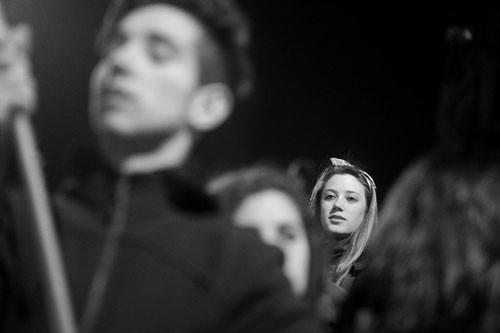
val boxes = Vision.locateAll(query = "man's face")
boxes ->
[89,4,206,138]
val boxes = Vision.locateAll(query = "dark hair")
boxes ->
[0,0,15,25]
[337,150,500,332]
[96,0,252,98]
[208,166,309,222]
[437,5,500,153]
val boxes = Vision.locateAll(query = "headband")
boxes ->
[330,157,377,191]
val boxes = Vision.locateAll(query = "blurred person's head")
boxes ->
[208,166,321,300]
[337,150,500,332]
[89,0,251,173]
[309,158,377,287]
[436,5,500,152]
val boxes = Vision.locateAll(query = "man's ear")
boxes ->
[187,83,234,132]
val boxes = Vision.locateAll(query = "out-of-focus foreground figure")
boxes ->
[1,0,325,332]
[337,147,500,332]
[208,165,323,302]
[335,5,500,332]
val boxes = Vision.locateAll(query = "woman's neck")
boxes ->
[327,232,352,261]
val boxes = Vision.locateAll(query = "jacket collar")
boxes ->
[58,145,218,215]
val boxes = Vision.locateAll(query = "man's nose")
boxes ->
[106,42,135,76]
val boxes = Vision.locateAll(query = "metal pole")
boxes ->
[12,110,78,333]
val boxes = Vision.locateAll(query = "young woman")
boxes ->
[208,165,324,306]
[309,158,378,290]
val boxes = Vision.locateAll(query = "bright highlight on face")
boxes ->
[320,174,367,235]
[233,189,310,296]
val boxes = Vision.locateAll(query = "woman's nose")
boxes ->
[331,198,343,211]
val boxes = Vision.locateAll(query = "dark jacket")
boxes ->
[1,156,323,332]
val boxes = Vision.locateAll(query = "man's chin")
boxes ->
[92,115,140,138]
[96,124,171,148]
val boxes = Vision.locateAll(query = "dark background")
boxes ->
[7,1,488,202]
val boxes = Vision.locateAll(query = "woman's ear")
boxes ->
[187,83,234,132]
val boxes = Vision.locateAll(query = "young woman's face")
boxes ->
[233,189,310,296]
[320,174,367,235]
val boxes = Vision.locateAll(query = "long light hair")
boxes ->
[309,158,377,287]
